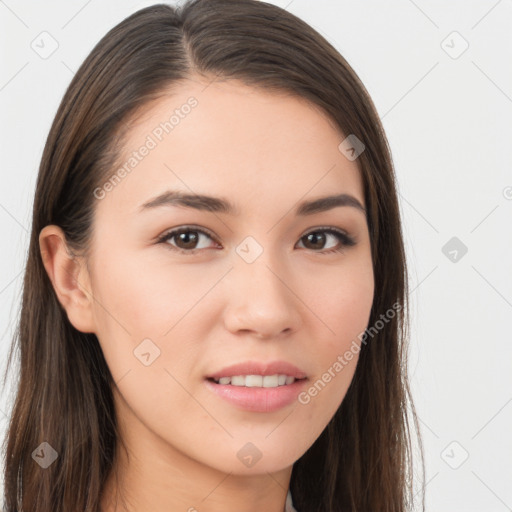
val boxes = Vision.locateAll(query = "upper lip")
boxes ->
[206,360,307,380]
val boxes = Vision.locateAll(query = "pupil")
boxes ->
[306,232,324,249]
[178,231,198,249]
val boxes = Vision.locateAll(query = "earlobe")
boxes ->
[39,225,96,333]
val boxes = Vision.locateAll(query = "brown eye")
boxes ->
[302,231,328,250]
[157,227,218,253]
[297,228,356,254]
[173,230,200,250]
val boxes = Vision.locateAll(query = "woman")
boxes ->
[2,1,425,510]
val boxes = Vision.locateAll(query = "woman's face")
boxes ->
[81,77,374,476]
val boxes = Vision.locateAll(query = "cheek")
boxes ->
[89,248,227,388]
[291,261,373,428]
[305,259,374,345]
[91,246,218,336]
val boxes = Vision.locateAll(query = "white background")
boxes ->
[1,1,511,510]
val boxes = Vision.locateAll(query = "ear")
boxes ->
[39,225,96,333]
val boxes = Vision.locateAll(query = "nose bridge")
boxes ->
[223,239,301,337]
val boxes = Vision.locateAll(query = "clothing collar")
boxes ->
[285,488,298,512]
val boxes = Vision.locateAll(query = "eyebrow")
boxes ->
[139,190,366,216]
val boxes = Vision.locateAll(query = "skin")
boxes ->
[39,76,374,512]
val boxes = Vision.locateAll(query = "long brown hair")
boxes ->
[1,1,425,510]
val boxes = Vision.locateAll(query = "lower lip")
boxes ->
[204,378,308,413]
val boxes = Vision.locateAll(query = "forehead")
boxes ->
[96,77,365,217]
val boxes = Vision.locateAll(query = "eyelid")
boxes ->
[302,225,351,239]
[155,225,220,248]
[300,226,356,253]
[156,224,356,254]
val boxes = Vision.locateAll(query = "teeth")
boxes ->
[212,374,300,387]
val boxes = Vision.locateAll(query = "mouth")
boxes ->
[205,375,307,388]
[205,360,307,382]
[203,360,309,412]
[204,374,309,413]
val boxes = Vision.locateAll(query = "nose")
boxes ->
[222,254,302,340]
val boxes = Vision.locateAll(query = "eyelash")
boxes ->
[156,225,356,255]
